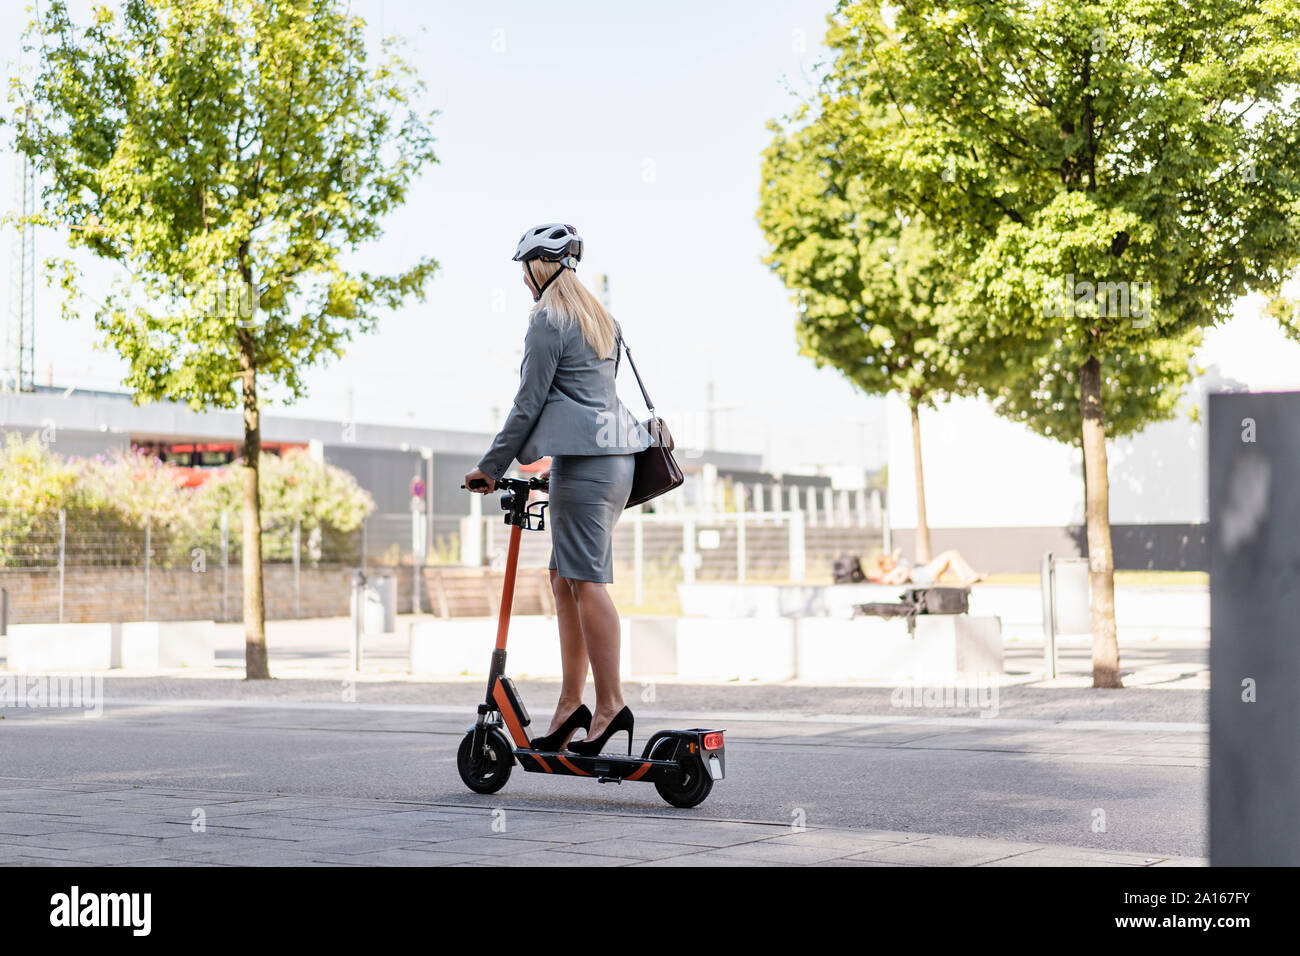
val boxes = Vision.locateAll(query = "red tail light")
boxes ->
[702,732,724,750]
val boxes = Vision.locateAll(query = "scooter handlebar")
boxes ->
[461,476,548,493]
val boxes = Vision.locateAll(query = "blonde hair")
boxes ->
[525,260,618,360]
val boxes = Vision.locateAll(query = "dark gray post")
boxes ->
[1208,391,1300,865]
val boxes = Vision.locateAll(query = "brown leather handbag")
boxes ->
[618,332,684,509]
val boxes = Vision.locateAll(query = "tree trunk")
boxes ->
[910,397,932,562]
[1079,356,1122,688]
[240,341,270,680]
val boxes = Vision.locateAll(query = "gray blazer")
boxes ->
[477,309,653,482]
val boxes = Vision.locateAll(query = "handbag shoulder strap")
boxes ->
[614,322,655,416]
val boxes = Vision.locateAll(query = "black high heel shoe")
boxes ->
[528,704,591,752]
[566,706,634,756]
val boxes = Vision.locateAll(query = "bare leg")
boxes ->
[924,551,955,581]
[941,551,987,585]
[544,570,588,736]
[570,579,626,739]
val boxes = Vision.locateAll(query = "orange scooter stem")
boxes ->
[495,524,522,651]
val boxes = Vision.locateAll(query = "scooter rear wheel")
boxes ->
[457,728,513,794]
[649,738,714,808]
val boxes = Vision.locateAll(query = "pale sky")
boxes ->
[0,0,888,475]
[3,0,1297,479]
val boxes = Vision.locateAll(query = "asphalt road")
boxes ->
[0,684,1207,858]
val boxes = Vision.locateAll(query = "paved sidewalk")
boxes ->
[0,780,1204,867]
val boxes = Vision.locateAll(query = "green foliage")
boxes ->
[0,437,373,566]
[10,0,438,410]
[828,0,1300,441]
[759,81,966,409]
[190,448,373,560]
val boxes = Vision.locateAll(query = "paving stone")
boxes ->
[763,829,914,852]
[629,822,791,848]
[292,835,440,856]
[1,830,149,850]
[173,847,334,866]
[626,852,799,867]
[308,847,483,866]
[0,817,72,837]
[548,838,709,861]
[976,846,1176,867]
[843,836,1045,866]
[476,848,632,867]
[808,858,920,866]
[406,835,565,856]
[681,840,850,865]
[0,779,1204,868]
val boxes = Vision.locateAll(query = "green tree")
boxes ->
[760,95,971,561]
[11,0,438,677]
[829,0,1300,687]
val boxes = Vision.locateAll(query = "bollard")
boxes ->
[350,567,366,672]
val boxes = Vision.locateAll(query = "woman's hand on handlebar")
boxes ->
[463,468,496,493]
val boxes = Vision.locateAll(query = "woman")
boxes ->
[464,223,652,756]
[866,547,989,587]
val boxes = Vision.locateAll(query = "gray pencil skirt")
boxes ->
[546,453,636,584]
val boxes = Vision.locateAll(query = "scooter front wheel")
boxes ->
[457,728,514,794]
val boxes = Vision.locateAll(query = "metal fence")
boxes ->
[465,497,884,616]
[0,509,457,625]
[0,494,884,623]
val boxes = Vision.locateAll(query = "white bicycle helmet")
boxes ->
[512,222,583,263]
[512,223,583,301]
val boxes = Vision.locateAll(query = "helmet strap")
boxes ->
[529,259,570,302]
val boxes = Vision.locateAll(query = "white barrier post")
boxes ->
[461,493,483,566]
[58,509,66,624]
[634,510,644,606]
[682,516,697,585]
[736,483,747,584]
[789,510,806,582]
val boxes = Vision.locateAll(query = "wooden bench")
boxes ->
[424,567,556,619]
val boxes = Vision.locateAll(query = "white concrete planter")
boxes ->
[6,621,217,671]
[678,582,904,619]
[795,615,1003,681]
[408,615,685,680]
[120,621,215,669]
[7,623,121,671]
[675,617,797,682]
[406,611,1003,683]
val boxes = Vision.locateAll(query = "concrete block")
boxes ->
[408,617,559,678]
[119,621,215,669]
[795,615,1003,681]
[408,615,683,680]
[6,623,121,670]
[627,616,677,675]
[675,617,796,681]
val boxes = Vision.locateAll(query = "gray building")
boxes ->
[2,387,791,559]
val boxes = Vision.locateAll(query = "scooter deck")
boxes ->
[513,748,687,784]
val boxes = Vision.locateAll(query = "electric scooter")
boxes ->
[456,475,725,808]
